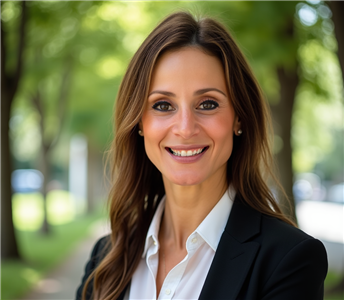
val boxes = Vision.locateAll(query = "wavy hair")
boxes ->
[83,11,295,300]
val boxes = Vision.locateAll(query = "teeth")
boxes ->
[170,148,204,157]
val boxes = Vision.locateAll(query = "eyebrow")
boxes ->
[148,88,227,97]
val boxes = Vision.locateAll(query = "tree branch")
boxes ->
[30,89,49,152]
[10,1,27,100]
[329,1,344,79]
[50,59,73,149]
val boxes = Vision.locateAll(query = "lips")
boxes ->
[167,147,208,157]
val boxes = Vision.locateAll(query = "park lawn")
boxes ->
[325,271,344,300]
[1,210,106,300]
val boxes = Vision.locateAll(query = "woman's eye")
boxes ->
[198,100,219,110]
[152,101,174,111]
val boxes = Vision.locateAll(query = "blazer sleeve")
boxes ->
[261,238,328,300]
[75,236,110,300]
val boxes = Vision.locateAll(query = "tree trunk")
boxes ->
[40,146,51,234]
[271,67,299,223]
[1,1,27,260]
[329,1,344,78]
[1,89,20,259]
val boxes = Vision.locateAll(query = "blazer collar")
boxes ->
[199,196,262,300]
[224,196,261,243]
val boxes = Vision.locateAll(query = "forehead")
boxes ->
[149,47,227,93]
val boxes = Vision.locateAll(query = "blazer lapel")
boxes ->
[199,198,261,300]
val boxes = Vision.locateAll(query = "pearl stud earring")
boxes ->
[138,130,143,136]
[237,129,242,135]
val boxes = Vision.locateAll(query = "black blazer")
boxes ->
[76,199,328,300]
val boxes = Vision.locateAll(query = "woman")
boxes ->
[76,12,327,300]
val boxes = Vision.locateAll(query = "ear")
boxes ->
[138,121,144,136]
[233,116,242,136]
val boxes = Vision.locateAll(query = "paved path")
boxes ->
[21,220,111,300]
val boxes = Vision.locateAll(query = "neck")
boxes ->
[160,172,228,250]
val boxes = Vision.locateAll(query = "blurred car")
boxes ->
[11,169,43,193]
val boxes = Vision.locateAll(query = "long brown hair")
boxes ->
[83,11,295,300]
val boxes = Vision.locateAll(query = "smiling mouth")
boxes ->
[168,147,208,157]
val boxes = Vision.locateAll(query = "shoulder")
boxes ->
[231,199,326,256]
[257,215,328,299]
[259,213,326,259]
[228,200,327,287]
[253,211,327,296]
[260,213,316,244]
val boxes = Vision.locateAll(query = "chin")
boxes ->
[166,172,205,186]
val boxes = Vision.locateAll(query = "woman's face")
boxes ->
[141,47,240,187]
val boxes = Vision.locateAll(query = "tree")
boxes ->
[29,60,72,233]
[329,1,344,75]
[1,1,27,260]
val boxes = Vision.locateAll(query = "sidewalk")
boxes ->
[21,220,111,300]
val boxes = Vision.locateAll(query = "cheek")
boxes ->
[209,113,234,139]
[141,114,168,161]
[209,115,235,156]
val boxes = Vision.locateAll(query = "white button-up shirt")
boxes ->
[126,187,235,300]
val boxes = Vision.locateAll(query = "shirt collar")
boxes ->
[142,196,166,258]
[196,185,235,251]
[142,186,235,257]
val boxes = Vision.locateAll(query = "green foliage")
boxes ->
[4,1,342,185]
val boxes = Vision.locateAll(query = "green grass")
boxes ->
[1,210,106,300]
[325,271,344,300]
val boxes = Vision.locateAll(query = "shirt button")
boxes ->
[165,288,171,295]
[153,241,157,245]
[192,237,197,243]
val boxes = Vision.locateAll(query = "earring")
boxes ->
[138,130,143,136]
[237,129,242,135]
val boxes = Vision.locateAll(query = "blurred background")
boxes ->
[1,1,343,299]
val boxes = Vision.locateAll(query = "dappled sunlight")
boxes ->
[97,2,124,21]
[105,3,151,32]
[96,57,125,79]
[122,32,146,54]
[1,1,20,22]
[21,268,41,285]
[12,190,76,231]
[13,193,44,231]
[10,109,41,162]
[298,3,318,26]
[47,190,75,225]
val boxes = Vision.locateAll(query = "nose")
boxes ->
[172,107,200,139]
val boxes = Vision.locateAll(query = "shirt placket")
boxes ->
[146,236,159,299]
[158,232,203,300]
